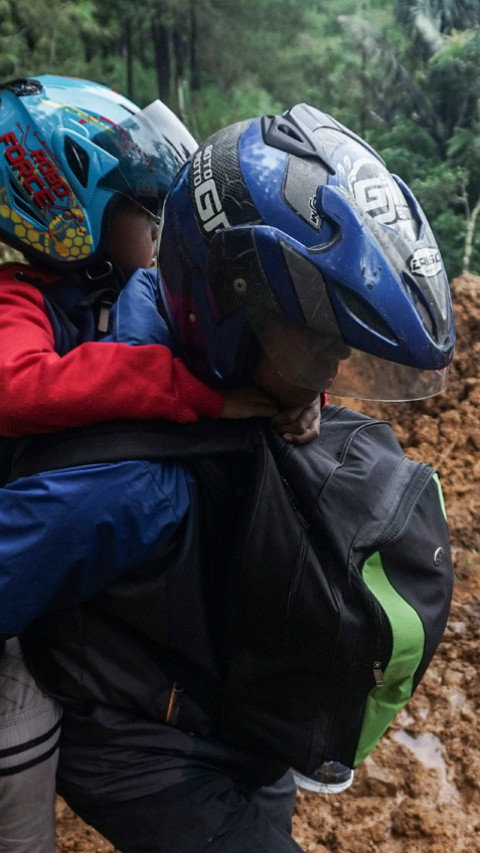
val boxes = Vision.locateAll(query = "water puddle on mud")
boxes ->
[393,730,460,804]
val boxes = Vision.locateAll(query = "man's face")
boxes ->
[252,341,349,408]
[251,315,350,406]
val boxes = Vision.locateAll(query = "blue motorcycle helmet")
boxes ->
[159,103,455,402]
[0,74,196,289]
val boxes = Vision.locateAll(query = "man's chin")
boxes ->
[276,389,320,408]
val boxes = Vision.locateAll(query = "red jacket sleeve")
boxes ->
[0,266,224,437]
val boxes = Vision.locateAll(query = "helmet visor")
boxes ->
[247,308,350,392]
[327,347,448,401]
[248,308,448,401]
[94,100,196,214]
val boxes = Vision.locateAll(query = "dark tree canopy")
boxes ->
[0,0,479,275]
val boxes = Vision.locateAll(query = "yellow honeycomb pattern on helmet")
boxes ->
[0,187,93,262]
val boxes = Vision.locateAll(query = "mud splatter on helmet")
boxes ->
[159,103,455,401]
[0,74,196,288]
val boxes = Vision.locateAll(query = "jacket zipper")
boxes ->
[369,593,390,688]
[281,476,309,529]
[373,660,385,686]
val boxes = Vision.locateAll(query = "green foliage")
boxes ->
[425,29,480,144]
[395,0,480,35]
[0,0,104,79]
[0,242,25,263]
[448,123,480,204]
[409,164,480,277]
[189,82,281,140]
[372,122,440,185]
[1,0,480,275]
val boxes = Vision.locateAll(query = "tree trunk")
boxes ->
[125,15,134,100]
[152,18,171,104]
[190,0,201,91]
[173,27,187,122]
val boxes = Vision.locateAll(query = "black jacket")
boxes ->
[21,408,453,775]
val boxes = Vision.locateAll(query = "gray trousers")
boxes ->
[0,638,62,853]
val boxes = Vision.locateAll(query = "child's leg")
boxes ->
[0,637,62,853]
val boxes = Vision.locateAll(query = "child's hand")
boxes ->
[270,397,321,445]
[220,385,280,419]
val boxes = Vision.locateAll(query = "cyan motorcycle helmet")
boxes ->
[0,74,196,288]
[159,103,454,401]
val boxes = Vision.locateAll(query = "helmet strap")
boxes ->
[71,250,127,296]
[78,284,122,335]
[84,259,114,282]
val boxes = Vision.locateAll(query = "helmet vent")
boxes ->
[262,112,334,171]
[277,122,304,142]
[2,78,43,97]
[9,179,45,227]
[334,282,399,344]
[64,136,90,188]
[262,114,321,162]
[402,273,435,335]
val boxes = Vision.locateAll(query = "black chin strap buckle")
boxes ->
[84,260,114,282]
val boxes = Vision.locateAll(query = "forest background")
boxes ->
[2,3,480,850]
[1,0,480,280]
